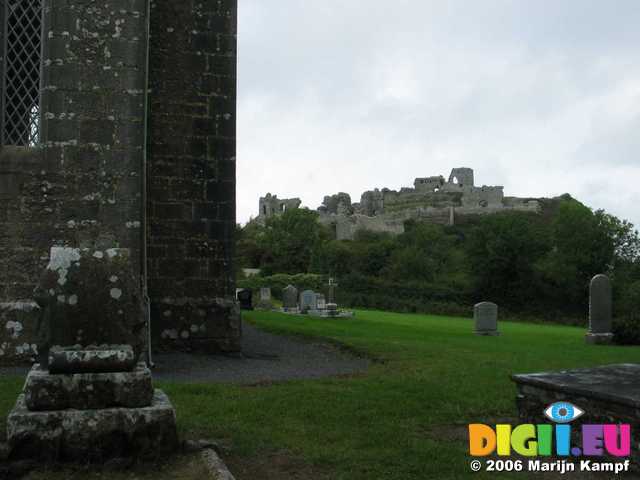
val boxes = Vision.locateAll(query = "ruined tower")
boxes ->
[0,0,239,364]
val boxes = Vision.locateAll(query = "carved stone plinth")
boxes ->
[24,362,153,411]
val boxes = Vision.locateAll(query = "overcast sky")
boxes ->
[237,0,640,228]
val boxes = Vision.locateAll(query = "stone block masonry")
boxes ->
[147,0,240,353]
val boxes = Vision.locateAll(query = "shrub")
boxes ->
[613,313,640,345]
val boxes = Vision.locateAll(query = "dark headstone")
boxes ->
[237,289,253,310]
[282,285,299,311]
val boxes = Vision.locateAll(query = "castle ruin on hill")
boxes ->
[258,168,541,240]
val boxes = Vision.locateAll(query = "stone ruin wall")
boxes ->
[0,0,239,364]
[256,193,301,224]
[258,168,541,241]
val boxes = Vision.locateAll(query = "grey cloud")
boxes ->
[237,1,640,228]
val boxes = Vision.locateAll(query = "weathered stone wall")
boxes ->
[147,0,240,353]
[0,0,150,364]
[39,0,148,263]
[0,147,47,363]
[0,0,241,363]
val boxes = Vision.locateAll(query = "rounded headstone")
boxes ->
[474,302,499,335]
[589,274,612,334]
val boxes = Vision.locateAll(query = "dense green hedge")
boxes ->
[237,274,327,300]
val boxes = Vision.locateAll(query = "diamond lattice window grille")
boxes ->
[3,0,42,147]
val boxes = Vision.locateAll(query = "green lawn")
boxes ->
[1,310,638,479]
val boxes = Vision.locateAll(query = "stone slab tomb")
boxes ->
[586,274,614,344]
[474,302,499,336]
[512,364,640,456]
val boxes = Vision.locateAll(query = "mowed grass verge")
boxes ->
[1,310,638,479]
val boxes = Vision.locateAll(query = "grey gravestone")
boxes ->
[586,274,614,344]
[282,285,299,311]
[300,290,316,313]
[257,287,274,310]
[316,294,327,310]
[474,302,499,336]
[260,287,271,301]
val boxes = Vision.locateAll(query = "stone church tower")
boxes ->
[0,0,239,364]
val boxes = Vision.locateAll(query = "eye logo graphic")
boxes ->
[544,402,584,424]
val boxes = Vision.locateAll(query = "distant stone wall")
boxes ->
[147,0,240,353]
[257,193,302,223]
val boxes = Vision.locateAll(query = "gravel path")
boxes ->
[0,323,369,384]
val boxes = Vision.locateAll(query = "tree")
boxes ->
[387,223,460,283]
[466,212,551,307]
[259,208,328,275]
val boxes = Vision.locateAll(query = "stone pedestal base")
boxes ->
[8,389,178,461]
[474,330,500,336]
[585,332,614,345]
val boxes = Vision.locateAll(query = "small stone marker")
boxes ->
[586,274,614,345]
[316,294,327,310]
[300,290,316,313]
[257,287,274,310]
[282,285,299,311]
[474,302,499,336]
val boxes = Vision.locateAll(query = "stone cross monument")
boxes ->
[326,278,339,316]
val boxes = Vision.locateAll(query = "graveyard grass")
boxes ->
[2,310,640,479]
